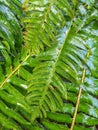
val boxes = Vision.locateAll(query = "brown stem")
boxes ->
[70,69,86,130]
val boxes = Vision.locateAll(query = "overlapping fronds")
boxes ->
[25,0,98,129]
[0,1,34,129]
[0,0,23,76]
[0,0,98,130]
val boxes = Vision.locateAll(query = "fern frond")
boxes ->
[26,1,98,127]
[0,1,34,129]
[22,0,74,54]
[0,0,98,129]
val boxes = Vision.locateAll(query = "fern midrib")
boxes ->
[25,0,53,34]
[23,0,29,5]
[70,69,86,130]
[70,49,92,130]
[31,19,74,121]
[41,0,53,28]
[0,54,30,89]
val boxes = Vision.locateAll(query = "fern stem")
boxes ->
[70,69,86,130]
[42,0,53,28]
[0,54,30,89]
[23,0,29,5]
[70,49,91,130]
[70,88,82,130]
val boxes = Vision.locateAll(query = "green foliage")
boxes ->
[0,0,98,130]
